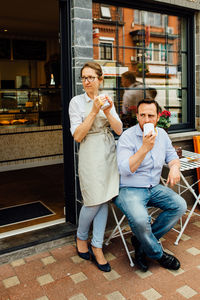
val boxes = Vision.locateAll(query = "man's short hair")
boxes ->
[121,71,136,84]
[137,98,160,114]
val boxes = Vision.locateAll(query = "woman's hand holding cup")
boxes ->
[92,96,103,114]
[97,94,112,113]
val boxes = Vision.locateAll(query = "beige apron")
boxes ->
[78,100,119,206]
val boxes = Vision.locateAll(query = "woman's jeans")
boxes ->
[77,203,108,248]
[114,184,187,259]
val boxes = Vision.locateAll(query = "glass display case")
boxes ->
[0,88,61,127]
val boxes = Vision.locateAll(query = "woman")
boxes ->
[69,61,122,272]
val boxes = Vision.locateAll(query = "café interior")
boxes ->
[0,0,66,239]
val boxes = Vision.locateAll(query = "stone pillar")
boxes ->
[71,0,93,95]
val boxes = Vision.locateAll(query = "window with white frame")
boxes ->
[101,6,111,19]
[146,42,174,63]
[146,43,162,62]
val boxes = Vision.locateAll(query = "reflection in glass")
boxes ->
[92,4,188,128]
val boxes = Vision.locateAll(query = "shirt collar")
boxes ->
[84,92,93,103]
[136,123,143,136]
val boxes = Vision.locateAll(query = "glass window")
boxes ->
[153,43,160,62]
[93,4,193,131]
[134,10,140,24]
[101,6,111,18]
[100,42,112,60]
[134,11,162,27]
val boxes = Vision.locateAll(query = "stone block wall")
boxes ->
[71,0,93,96]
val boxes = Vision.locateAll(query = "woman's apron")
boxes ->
[78,100,119,206]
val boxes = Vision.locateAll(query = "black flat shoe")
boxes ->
[131,236,149,272]
[75,236,90,260]
[157,251,180,270]
[88,245,111,272]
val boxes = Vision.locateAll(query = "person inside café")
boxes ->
[121,71,154,115]
[114,98,187,272]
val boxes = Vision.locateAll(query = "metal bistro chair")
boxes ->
[105,202,160,267]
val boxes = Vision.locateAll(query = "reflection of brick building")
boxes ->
[92,4,178,78]
[93,4,124,66]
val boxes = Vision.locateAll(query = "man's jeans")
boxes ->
[114,184,187,259]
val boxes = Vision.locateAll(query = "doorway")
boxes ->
[0,0,65,237]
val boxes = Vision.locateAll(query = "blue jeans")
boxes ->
[114,184,187,259]
[77,203,108,248]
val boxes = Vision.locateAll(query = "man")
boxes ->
[115,99,187,272]
[121,71,154,115]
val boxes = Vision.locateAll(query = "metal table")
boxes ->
[162,149,200,245]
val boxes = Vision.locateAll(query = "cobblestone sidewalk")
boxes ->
[0,215,200,300]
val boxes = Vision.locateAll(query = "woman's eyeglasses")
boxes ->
[81,76,98,82]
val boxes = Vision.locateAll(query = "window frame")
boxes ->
[99,41,113,60]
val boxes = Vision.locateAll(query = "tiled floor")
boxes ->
[0,212,200,300]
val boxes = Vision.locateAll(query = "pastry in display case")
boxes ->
[0,89,39,127]
[0,88,62,127]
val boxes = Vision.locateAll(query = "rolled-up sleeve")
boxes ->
[165,134,179,164]
[117,133,134,176]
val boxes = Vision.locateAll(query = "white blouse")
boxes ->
[69,92,122,135]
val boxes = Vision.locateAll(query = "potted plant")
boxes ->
[136,63,149,76]
[157,110,171,131]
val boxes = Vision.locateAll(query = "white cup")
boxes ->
[143,123,155,136]
[98,94,111,110]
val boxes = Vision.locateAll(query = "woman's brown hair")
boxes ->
[80,61,103,78]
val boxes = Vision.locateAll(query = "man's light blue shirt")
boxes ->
[117,124,178,188]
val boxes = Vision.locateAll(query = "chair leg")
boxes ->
[105,204,134,267]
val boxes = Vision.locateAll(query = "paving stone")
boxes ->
[70,255,84,263]
[176,285,198,299]
[173,223,181,230]
[37,274,54,286]
[141,288,162,300]
[11,259,26,267]
[25,252,50,262]
[103,269,121,281]
[3,276,20,288]
[135,270,153,279]
[160,237,165,242]
[167,268,185,276]
[69,293,88,300]
[163,248,174,255]
[70,272,88,284]
[180,233,191,241]
[186,247,200,255]
[41,256,56,266]
[105,291,126,300]
[193,221,200,228]
[104,252,116,261]
[0,264,16,280]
